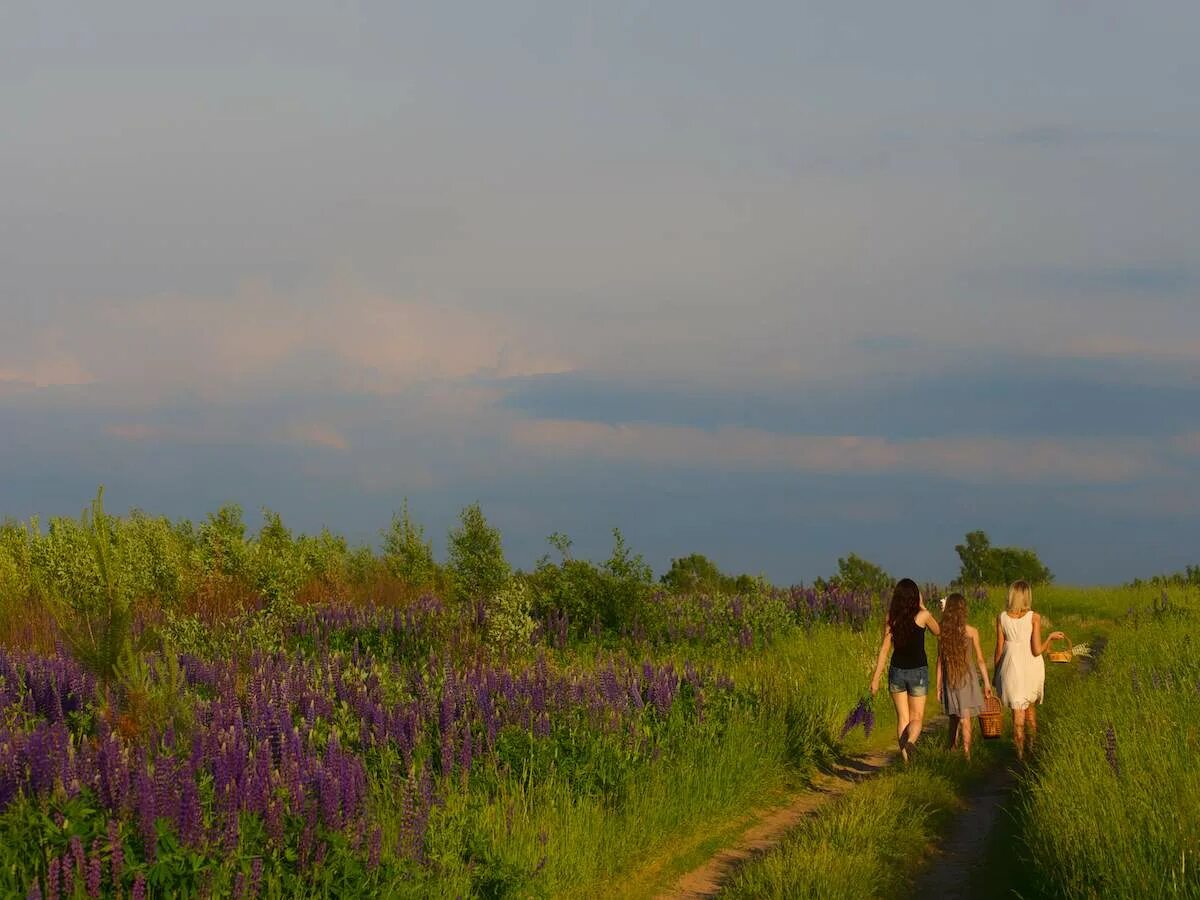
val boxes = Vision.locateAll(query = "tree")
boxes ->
[447,503,510,603]
[955,531,992,586]
[661,553,725,594]
[831,553,892,595]
[955,530,1052,586]
[660,553,758,595]
[382,500,437,588]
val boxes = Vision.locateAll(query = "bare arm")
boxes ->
[918,608,941,637]
[1030,613,1066,656]
[870,626,893,695]
[935,647,944,700]
[994,614,1005,668]
[968,626,992,696]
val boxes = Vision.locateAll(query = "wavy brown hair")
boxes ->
[939,593,971,688]
[887,578,922,649]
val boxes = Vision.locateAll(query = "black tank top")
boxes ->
[891,618,927,669]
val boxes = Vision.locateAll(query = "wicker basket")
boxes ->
[1048,634,1073,664]
[980,694,1003,739]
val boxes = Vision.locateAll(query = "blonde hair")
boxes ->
[1006,580,1032,614]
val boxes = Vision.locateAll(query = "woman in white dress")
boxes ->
[993,580,1064,760]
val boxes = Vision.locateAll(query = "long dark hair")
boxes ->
[887,578,922,647]
[939,593,970,687]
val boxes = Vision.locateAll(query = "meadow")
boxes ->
[0,494,879,898]
[0,493,1195,898]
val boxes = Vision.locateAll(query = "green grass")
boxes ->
[720,744,999,899]
[1016,589,1200,899]
[337,623,884,899]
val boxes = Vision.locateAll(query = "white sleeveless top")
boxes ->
[996,611,1045,709]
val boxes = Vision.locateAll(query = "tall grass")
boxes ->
[720,745,997,899]
[1018,588,1200,899]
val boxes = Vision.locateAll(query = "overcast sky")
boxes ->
[3,2,1198,584]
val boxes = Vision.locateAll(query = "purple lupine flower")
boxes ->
[250,857,264,897]
[459,725,473,775]
[1103,724,1120,776]
[26,881,42,900]
[839,703,863,739]
[178,774,202,846]
[70,835,85,884]
[60,856,74,899]
[86,839,103,898]
[840,696,875,740]
[108,819,124,886]
[46,857,60,900]
[368,827,383,870]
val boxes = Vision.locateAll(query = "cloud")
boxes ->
[1058,335,1200,364]
[0,355,94,390]
[2,276,572,406]
[104,423,168,442]
[997,124,1177,148]
[281,422,350,452]
[510,419,1164,485]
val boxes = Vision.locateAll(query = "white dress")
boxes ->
[996,612,1044,710]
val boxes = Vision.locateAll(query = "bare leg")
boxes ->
[1013,707,1026,761]
[905,694,927,757]
[948,715,961,750]
[961,716,973,760]
[891,690,911,762]
[1026,705,1038,755]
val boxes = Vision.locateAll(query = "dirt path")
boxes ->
[655,748,894,900]
[908,641,1106,899]
[908,762,1018,900]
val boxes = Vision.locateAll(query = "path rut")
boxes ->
[656,749,894,900]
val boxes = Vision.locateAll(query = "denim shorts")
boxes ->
[888,665,929,697]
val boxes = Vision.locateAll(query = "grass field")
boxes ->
[722,583,1200,900]
[0,498,1195,898]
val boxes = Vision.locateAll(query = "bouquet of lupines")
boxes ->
[839,694,875,739]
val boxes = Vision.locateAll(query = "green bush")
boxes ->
[447,503,510,605]
[382,501,438,589]
[955,530,1053,586]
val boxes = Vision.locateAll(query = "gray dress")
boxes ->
[940,656,985,717]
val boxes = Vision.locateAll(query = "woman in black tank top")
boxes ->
[870,578,940,761]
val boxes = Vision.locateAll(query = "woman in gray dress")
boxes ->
[936,593,993,759]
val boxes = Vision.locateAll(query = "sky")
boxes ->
[2,2,1198,584]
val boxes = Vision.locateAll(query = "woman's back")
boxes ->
[891,616,926,669]
[997,610,1043,709]
[1000,611,1033,655]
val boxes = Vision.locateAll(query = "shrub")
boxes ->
[487,578,536,651]
[382,501,438,589]
[954,530,1053,586]
[447,503,510,604]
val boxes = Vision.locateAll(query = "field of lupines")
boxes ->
[0,495,883,898]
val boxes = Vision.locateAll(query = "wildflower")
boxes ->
[250,857,264,897]
[108,819,124,886]
[1103,724,1120,776]
[86,839,103,899]
[46,858,60,900]
[840,695,875,740]
[368,827,383,870]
